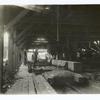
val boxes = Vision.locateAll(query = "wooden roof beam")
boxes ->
[15,25,33,42]
[5,9,29,31]
[18,40,27,49]
[16,34,35,46]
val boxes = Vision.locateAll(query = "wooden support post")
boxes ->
[0,6,4,93]
[13,42,17,72]
[23,50,27,65]
[18,48,21,66]
[15,46,18,70]
[66,37,71,60]
[0,26,4,93]
[8,30,14,76]
[72,41,78,60]
[20,49,24,65]
[15,45,18,70]
[13,30,19,72]
[16,47,20,68]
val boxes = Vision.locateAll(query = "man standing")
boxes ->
[33,49,38,67]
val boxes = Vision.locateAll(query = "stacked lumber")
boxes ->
[52,60,82,73]
[68,61,82,73]
[52,60,67,67]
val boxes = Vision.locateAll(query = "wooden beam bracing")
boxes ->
[6,9,29,30]
[15,25,33,42]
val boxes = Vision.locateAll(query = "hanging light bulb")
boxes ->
[97,40,100,44]
[93,41,97,45]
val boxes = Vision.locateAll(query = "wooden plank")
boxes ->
[36,75,56,94]
[32,74,56,94]
[28,76,36,94]
[21,78,29,94]
[6,79,23,94]
[6,64,36,94]
[6,77,35,94]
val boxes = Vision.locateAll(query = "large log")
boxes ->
[43,70,74,86]
[43,70,88,86]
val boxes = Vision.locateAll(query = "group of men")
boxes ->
[28,49,38,73]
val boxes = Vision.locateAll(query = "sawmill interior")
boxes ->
[0,5,100,94]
